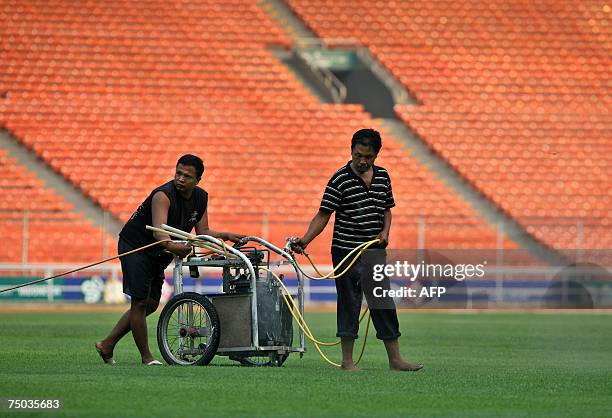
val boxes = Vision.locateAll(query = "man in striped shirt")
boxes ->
[292,129,423,372]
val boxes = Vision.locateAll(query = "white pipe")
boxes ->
[239,236,295,261]
[145,225,228,255]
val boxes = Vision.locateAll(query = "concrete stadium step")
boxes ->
[377,118,564,264]
[0,128,122,236]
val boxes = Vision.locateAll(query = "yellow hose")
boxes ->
[0,239,173,293]
[261,266,372,368]
[0,236,232,294]
[265,238,382,367]
[295,239,380,280]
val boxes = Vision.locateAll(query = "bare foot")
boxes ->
[141,356,156,365]
[389,359,424,372]
[95,341,115,365]
[340,362,361,372]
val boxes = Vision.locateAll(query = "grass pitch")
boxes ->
[0,310,610,417]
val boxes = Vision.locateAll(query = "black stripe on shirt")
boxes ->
[318,162,395,254]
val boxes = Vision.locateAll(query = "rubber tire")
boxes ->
[230,354,273,367]
[229,352,289,367]
[157,292,220,366]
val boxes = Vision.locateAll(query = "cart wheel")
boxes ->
[229,352,288,367]
[270,352,289,367]
[157,292,220,366]
[229,331,293,367]
[229,354,272,367]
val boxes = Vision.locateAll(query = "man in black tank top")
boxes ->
[292,129,423,372]
[95,154,244,365]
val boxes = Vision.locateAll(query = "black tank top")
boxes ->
[119,181,208,259]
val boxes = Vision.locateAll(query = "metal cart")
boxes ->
[156,232,306,367]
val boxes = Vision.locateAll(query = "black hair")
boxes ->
[351,128,382,154]
[176,154,205,179]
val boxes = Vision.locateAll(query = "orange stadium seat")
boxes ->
[287,0,611,250]
[0,0,528,265]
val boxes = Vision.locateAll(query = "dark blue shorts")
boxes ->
[333,252,401,341]
[118,238,170,301]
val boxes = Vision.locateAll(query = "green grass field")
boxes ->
[0,310,610,417]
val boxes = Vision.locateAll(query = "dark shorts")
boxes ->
[333,252,401,341]
[118,238,169,302]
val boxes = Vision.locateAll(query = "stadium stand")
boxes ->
[286,0,611,250]
[1,0,518,264]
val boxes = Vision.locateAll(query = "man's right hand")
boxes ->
[166,241,192,258]
[290,238,308,254]
[290,210,331,255]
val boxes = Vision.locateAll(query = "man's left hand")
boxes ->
[375,231,389,248]
[223,232,246,244]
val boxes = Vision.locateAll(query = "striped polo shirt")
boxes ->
[320,161,395,254]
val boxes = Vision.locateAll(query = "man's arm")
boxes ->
[292,210,332,253]
[194,208,244,243]
[375,209,392,248]
[151,191,192,258]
